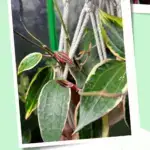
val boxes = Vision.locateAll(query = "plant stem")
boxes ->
[14,30,66,67]
[72,102,80,139]
[14,30,51,54]
[53,0,71,46]
[18,0,44,46]
[102,115,109,137]
[78,91,124,98]
[18,0,55,55]
[46,0,58,51]
[14,30,43,50]
[42,54,53,58]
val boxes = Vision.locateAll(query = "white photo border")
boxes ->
[121,0,140,136]
[132,4,150,13]
[8,0,141,149]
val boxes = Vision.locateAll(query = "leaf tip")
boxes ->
[17,70,21,76]
[25,112,31,120]
[73,125,82,135]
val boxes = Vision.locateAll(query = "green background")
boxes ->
[133,13,150,131]
[0,0,149,149]
[0,1,19,150]
[0,1,39,150]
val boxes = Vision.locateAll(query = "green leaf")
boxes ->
[74,59,127,133]
[77,98,103,139]
[99,10,125,60]
[20,101,38,132]
[38,80,71,142]
[80,28,100,73]
[25,66,55,120]
[79,119,102,139]
[69,68,87,88]
[108,103,124,127]
[22,129,31,144]
[80,28,95,51]
[18,74,30,103]
[18,52,42,75]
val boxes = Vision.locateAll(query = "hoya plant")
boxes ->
[15,0,130,143]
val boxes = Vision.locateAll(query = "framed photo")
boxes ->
[9,0,140,148]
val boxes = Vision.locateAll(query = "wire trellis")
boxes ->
[58,0,122,129]
[60,0,122,79]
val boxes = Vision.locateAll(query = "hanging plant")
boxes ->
[14,0,131,143]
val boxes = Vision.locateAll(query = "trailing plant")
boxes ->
[15,0,130,143]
